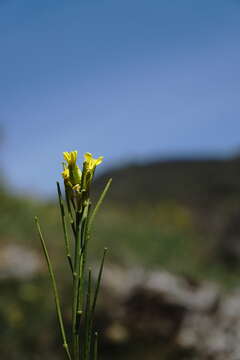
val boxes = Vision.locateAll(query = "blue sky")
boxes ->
[1,0,240,196]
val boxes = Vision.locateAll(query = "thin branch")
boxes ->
[88,178,112,231]
[57,182,73,274]
[35,217,72,360]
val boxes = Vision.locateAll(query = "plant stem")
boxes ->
[72,208,81,359]
[91,248,107,316]
[35,217,72,360]
[65,188,76,237]
[84,268,92,360]
[88,247,107,355]
[88,178,112,231]
[78,201,91,312]
[93,332,98,360]
[57,182,73,274]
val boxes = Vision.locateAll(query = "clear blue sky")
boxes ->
[1,0,240,197]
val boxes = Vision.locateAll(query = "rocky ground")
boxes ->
[2,242,240,359]
[98,266,240,360]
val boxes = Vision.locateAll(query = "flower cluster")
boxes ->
[62,151,103,203]
[36,149,110,360]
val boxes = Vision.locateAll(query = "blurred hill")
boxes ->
[2,155,240,359]
[1,155,240,276]
[94,155,240,206]
[94,155,240,268]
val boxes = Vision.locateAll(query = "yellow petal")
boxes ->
[63,151,78,165]
[63,152,71,162]
[84,152,93,162]
[95,156,103,166]
[61,168,70,180]
[72,184,80,192]
[84,152,103,169]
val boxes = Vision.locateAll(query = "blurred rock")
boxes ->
[100,266,240,359]
[177,290,240,360]
[0,244,42,279]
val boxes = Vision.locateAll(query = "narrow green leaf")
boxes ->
[65,187,76,237]
[78,201,91,312]
[91,248,107,317]
[76,310,83,334]
[94,332,98,360]
[84,268,92,360]
[89,178,112,231]
[72,207,82,359]
[35,217,72,360]
[57,182,73,274]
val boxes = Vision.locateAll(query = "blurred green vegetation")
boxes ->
[1,185,236,285]
[1,156,240,358]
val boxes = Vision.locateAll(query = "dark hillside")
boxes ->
[2,156,240,360]
[94,156,240,266]
[94,156,240,206]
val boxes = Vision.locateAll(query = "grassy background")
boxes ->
[1,156,240,358]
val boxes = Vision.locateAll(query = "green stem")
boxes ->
[35,217,72,360]
[57,182,73,274]
[65,188,76,237]
[88,178,112,231]
[84,268,92,360]
[88,248,107,355]
[76,310,83,335]
[78,201,91,313]
[91,248,107,316]
[72,208,81,359]
[93,332,98,360]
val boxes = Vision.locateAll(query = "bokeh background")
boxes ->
[1,1,240,359]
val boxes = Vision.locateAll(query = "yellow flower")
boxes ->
[72,184,80,192]
[84,152,103,170]
[63,151,78,166]
[63,150,82,186]
[61,167,70,181]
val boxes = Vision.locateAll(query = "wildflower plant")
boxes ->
[35,151,112,360]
